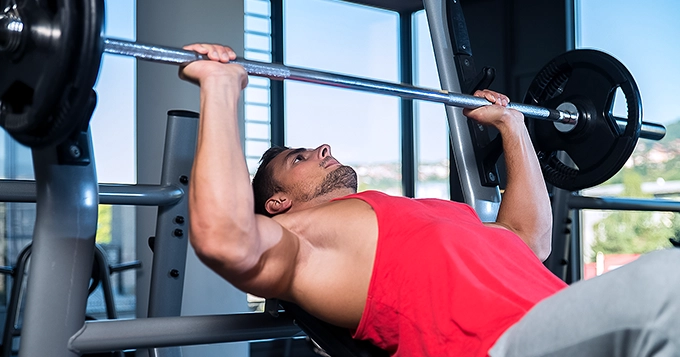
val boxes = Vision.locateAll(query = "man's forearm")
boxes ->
[495,115,552,260]
[189,77,260,271]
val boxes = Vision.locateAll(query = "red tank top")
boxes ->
[336,191,567,356]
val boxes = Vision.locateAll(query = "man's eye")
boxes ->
[293,155,304,164]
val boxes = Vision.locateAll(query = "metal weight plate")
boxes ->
[0,0,77,141]
[523,49,642,191]
[0,0,105,148]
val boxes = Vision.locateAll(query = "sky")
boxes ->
[89,0,680,183]
[89,0,136,184]
[578,0,680,127]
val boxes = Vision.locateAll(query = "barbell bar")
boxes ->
[0,0,667,191]
[103,38,666,141]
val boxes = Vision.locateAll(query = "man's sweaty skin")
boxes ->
[180,43,552,330]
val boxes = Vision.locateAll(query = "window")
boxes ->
[284,0,402,195]
[577,0,680,278]
[88,0,138,318]
[413,10,450,199]
[244,0,273,175]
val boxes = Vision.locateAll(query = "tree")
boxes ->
[590,170,674,258]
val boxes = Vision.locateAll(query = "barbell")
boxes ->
[0,0,667,190]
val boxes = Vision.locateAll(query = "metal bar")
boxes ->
[103,38,667,141]
[146,111,198,357]
[399,12,415,198]
[424,0,501,221]
[632,121,666,141]
[569,195,680,212]
[103,38,571,122]
[68,313,301,354]
[19,130,98,357]
[94,245,119,320]
[547,187,573,281]
[0,180,183,205]
[270,0,285,148]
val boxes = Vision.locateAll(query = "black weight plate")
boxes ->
[523,49,642,191]
[0,0,77,136]
[11,0,105,147]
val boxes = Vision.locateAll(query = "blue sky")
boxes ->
[90,0,136,183]
[578,0,680,126]
[91,0,680,183]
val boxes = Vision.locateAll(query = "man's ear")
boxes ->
[265,192,292,215]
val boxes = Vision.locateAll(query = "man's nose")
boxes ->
[315,144,331,159]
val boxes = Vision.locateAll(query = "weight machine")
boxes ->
[0,0,673,356]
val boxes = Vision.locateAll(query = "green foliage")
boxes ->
[604,120,680,185]
[590,118,680,258]
[96,205,112,244]
[590,170,674,258]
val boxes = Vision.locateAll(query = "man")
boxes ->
[181,44,680,356]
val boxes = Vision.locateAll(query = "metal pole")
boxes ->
[68,313,301,354]
[0,180,183,205]
[103,38,572,122]
[423,0,501,221]
[19,129,99,357]
[569,195,680,212]
[146,111,199,357]
[102,38,667,141]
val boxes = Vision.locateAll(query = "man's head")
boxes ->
[252,144,357,217]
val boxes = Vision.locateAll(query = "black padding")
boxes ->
[280,301,390,357]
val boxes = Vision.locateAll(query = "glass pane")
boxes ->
[283,0,402,195]
[245,32,271,51]
[244,0,273,175]
[87,0,138,318]
[577,0,680,278]
[245,15,270,33]
[92,0,136,185]
[246,0,270,16]
[413,10,449,199]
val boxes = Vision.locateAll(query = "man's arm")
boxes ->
[181,44,299,298]
[464,90,552,261]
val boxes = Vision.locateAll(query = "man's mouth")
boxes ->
[321,157,340,169]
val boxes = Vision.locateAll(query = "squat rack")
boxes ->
[1,0,679,356]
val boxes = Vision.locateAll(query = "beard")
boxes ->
[299,165,357,202]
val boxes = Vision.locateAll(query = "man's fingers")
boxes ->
[183,44,210,54]
[473,89,512,107]
[182,44,237,63]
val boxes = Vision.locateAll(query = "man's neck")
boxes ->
[291,188,357,213]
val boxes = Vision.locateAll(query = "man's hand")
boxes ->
[465,89,552,261]
[463,89,523,129]
[178,43,248,90]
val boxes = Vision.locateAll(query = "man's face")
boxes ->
[269,144,357,203]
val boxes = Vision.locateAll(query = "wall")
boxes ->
[135,1,247,356]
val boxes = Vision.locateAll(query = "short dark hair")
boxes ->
[252,146,290,217]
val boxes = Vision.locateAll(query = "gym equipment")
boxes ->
[5,110,300,357]
[0,243,140,357]
[524,50,643,191]
[0,0,104,147]
[0,0,666,192]
[0,0,676,356]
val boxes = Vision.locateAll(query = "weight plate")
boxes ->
[0,0,104,148]
[523,49,642,191]
[0,0,77,136]
[11,0,105,147]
